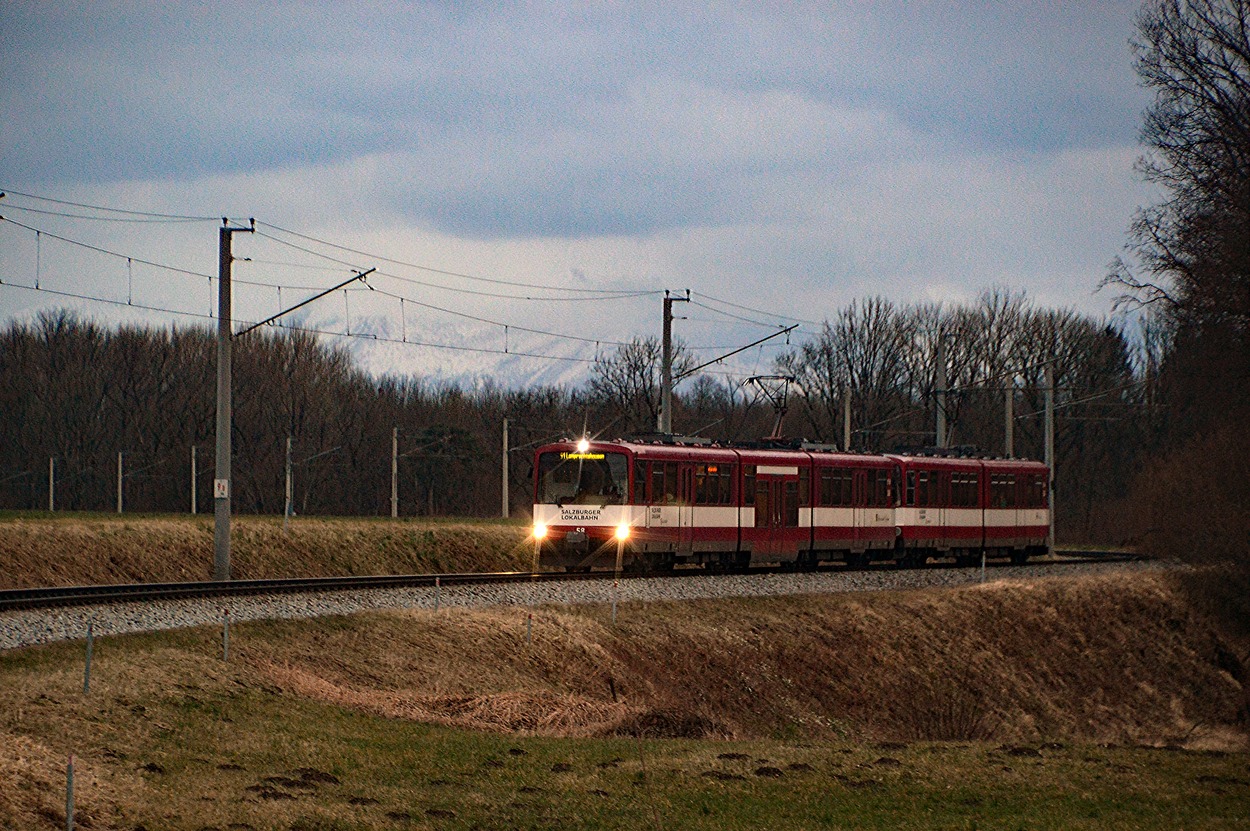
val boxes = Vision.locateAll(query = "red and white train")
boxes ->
[531,437,1049,571]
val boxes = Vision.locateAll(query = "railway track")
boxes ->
[0,550,1140,613]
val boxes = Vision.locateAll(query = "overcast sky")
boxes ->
[0,1,1158,386]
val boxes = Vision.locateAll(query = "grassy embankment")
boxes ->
[2,564,1248,830]
[0,512,533,589]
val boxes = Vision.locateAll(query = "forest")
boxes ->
[0,291,1152,544]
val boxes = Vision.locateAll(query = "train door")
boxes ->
[677,464,695,553]
[750,473,800,564]
[753,477,773,560]
[852,469,870,544]
[779,477,801,560]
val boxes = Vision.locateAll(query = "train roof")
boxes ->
[887,453,1048,471]
[538,438,1031,467]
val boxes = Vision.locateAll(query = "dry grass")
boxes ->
[213,569,1248,748]
[2,568,1247,828]
[0,513,532,588]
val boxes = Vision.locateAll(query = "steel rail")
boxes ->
[0,571,597,613]
[0,551,1140,613]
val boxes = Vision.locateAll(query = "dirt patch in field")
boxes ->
[0,515,531,588]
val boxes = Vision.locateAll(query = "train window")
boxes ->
[1026,473,1047,507]
[536,450,629,505]
[872,470,891,507]
[694,464,733,505]
[990,474,1017,508]
[916,471,930,507]
[798,468,810,507]
[949,473,978,507]
[651,462,680,504]
[906,471,916,507]
[743,465,756,505]
[819,468,853,507]
[634,460,647,503]
[784,480,800,526]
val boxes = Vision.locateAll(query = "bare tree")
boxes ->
[589,336,695,434]
[1109,0,1250,334]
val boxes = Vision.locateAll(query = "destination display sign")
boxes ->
[560,452,605,460]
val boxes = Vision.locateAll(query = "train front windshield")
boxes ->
[536,450,629,506]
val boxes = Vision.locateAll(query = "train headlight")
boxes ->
[533,524,547,540]
[615,524,631,541]
[577,438,590,452]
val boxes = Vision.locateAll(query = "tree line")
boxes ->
[0,288,1153,543]
[1107,0,1250,622]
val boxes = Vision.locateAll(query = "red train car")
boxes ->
[533,438,900,570]
[532,438,1049,571]
[888,454,1049,565]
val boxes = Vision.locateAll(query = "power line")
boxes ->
[0,216,215,280]
[688,298,795,329]
[0,217,648,353]
[0,188,220,221]
[0,199,811,376]
[0,281,598,367]
[255,229,651,302]
[367,284,634,348]
[693,290,822,327]
[258,221,662,298]
[0,203,216,224]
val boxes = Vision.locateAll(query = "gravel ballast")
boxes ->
[0,560,1160,652]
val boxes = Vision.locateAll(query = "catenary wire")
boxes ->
[0,217,653,352]
[693,290,822,326]
[0,203,217,224]
[0,217,215,280]
[254,229,650,302]
[0,280,600,366]
[0,188,220,221]
[258,221,663,297]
